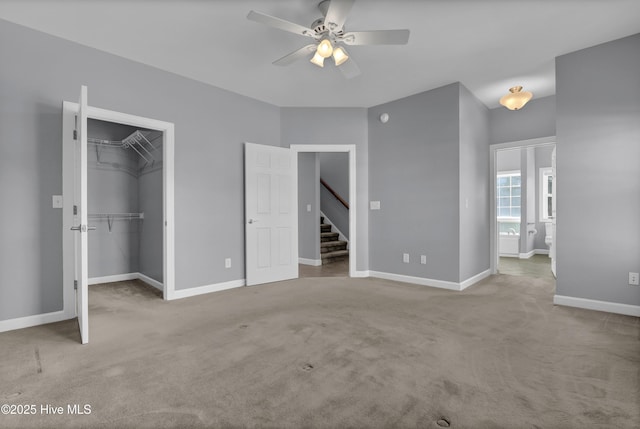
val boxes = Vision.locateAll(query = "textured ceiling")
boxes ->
[1,0,639,108]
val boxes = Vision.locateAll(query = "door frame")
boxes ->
[489,136,555,275]
[62,101,176,312]
[290,144,356,278]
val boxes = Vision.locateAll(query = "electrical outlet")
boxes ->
[225,258,231,269]
[629,272,639,286]
[403,253,410,263]
[421,255,427,265]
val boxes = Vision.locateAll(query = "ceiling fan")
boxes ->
[247,0,410,79]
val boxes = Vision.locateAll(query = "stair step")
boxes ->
[321,240,348,253]
[321,249,349,264]
[320,224,332,233]
[321,232,339,242]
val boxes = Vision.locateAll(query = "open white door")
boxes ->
[245,143,298,286]
[73,85,90,344]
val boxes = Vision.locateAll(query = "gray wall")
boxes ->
[368,84,461,282]
[556,33,640,305]
[0,19,280,321]
[297,152,320,261]
[87,119,140,278]
[496,148,521,172]
[320,152,349,239]
[138,132,163,283]
[459,84,490,281]
[281,107,369,272]
[490,95,556,144]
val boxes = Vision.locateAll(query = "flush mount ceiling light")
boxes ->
[499,86,533,110]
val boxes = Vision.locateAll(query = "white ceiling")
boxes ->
[1,0,639,108]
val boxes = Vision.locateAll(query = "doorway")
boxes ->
[62,92,175,344]
[292,145,356,278]
[85,119,164,294]
[490,137,555,280]
[298,152,351,278]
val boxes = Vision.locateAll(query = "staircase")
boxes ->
[320,216,349,265]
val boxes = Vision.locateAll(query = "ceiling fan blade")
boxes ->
[247,10,316,38]
[341,29,410,45]
[324,0,355,32]
[338,55,361,79]
[273,44,317,66]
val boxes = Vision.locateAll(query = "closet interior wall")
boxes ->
[87,119,163,285]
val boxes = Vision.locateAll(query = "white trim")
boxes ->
[369,269,490,292]
[320,211,349,245]
[89,272,164,291]
[554,295,640,317]
[290,144,357,279]
[0,311,72,334]
[490,136,556,275]
[137,273,164,291]
[172,279,246,299]
[299,258,322,266]
[535,249,550,255]
[353,270,370,278]
[62,102,176,307]
[88,273,138,285]
[519,250,536,259]
[459,269,492,290]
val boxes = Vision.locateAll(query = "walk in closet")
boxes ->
[87,119,163,288]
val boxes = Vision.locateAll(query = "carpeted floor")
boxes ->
[1,274,638,428]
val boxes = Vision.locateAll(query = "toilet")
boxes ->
[544,222,553,255]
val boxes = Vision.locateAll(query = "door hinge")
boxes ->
[73,205,78,215]
[73,129,77,140]
[74,280,78,290]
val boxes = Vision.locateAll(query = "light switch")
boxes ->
[370,201,381,210]
[52,195,63,208]
[307,204,311,212]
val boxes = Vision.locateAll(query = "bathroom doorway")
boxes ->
[490,137,556,280]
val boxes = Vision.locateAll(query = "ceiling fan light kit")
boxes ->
[247,0,410,79]
[332,46,349,66]
[310,52,325,67]
[499,86,533,110]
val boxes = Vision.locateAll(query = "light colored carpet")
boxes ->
[1,274,638,428]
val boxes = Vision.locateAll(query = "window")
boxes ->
[540,167,554,221]
[497,171,521,235]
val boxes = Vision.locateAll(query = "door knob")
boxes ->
[71,225,96,232]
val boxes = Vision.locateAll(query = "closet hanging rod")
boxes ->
[88,213,145,219]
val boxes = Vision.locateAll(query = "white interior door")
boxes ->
[73,85,90,344]
[245,143,298,286]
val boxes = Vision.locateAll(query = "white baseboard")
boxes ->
[88,273,138,285]
[519,250,536,259]
[0,310,74,334]
[535,249,550,255]
[460,269,492,290]
[554,295,640,317]
[89,272,163,292]
[171,279,245,300]
[368,269,490,292]
[137,273,163,291]
[299,258,322,266]
[353,270,370,278]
